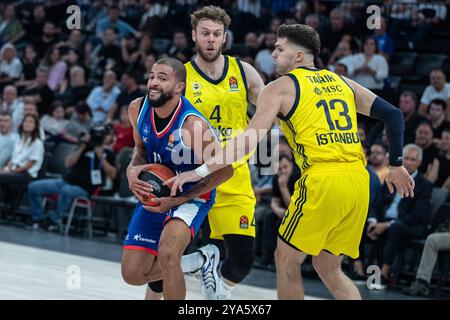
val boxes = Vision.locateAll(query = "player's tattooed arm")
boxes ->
[126,97,153,199]
[130,145,147,167]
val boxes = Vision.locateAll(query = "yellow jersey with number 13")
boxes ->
[279,67,366,173]
[184,56,254,199]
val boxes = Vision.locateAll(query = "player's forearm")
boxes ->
[202,130,261,175]
[129,146,147,167]
[178,165,233,203]
[370,97,405,166]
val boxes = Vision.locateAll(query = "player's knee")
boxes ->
[222,252,254,283]
[312,258,339,277]
[221,246,254,282]
[158,245,181,270]
[274,247,290,267]
[121,264,147,286]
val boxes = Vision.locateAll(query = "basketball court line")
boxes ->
[0,241,323,300]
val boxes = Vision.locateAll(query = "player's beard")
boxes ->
[148,90,174,108]
[196,43,223,62]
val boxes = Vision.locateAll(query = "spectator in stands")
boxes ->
[263,154,300,269]
[255,31,277,81]
[244,32,260,60]
[346,37,389,94]
[425,128,450,189]
[60,102,93,144]
[0,111,17,168]
[112,105,134,154]
[55,30,85,55]
[134,33,159,71]
[57,66,90,114]
[369,143,389,184]
[0,43,22,90]
[0,114,44,215]
[61,48,82,70]
[139,1,170,37]
[321,8,351,60]
[372,17,394,60]
[95,5,139,40]
[43,46,68,92]
[358,123,367,147]
[110,70,143,121]
[15,44,39,92]
[120,32,139,68]
[40,101,68,139]
[388,0,416,42]
[140,52,157,87]
[87,70,121,124]
[167,30,192,64]
[334,63,348,77]
[327,40,352,71]
[0,4,24,44]
[404,219,450,297]
[31,21,59,59]
[398,90,425,144]
[413,2,447,50]
[1,85,23,132]
[427,99,449,143]
[27,124,117,231]
[305,13,320,32]
[20,66,54,116]
[231,0,263,42]
[22,4,46,44]
[94,27,123,76]
[23,102,45,140]
[367,144,432,289]
[415,122,439,174]
[419,69,450,120]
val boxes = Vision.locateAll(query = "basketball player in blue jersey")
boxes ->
[169,24,415,300]
[122,57,233,300]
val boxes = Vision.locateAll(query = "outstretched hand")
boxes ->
[385,166,415,198]
[165,170,202,196]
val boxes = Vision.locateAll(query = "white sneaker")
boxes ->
[197,244,220,300]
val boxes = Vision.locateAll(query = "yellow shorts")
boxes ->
[208,192,256,240]
[278,162,369,259]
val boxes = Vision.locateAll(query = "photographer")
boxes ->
[27,124,117,232]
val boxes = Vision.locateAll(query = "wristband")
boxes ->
[195,163,211,178]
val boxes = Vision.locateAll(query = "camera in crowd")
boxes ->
[79,124,114,149]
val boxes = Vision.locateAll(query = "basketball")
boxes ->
[138,164,175,206]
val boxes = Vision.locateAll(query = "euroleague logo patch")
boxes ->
[229,76,239,92]
[239,215,248,229]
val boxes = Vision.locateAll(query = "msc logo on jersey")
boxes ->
[239,215,249,229]
[313,87,322,95]
[143,124,150,135]
[229,76,239,92]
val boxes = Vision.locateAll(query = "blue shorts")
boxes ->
[124,198,214,256]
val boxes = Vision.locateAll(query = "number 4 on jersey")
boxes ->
[209,105,222,123]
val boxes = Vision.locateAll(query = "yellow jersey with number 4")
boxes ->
[278,66,366,173]
[185,56,254,199]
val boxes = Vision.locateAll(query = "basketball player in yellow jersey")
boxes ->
[183,6,265,300]
[169,24,415,300]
